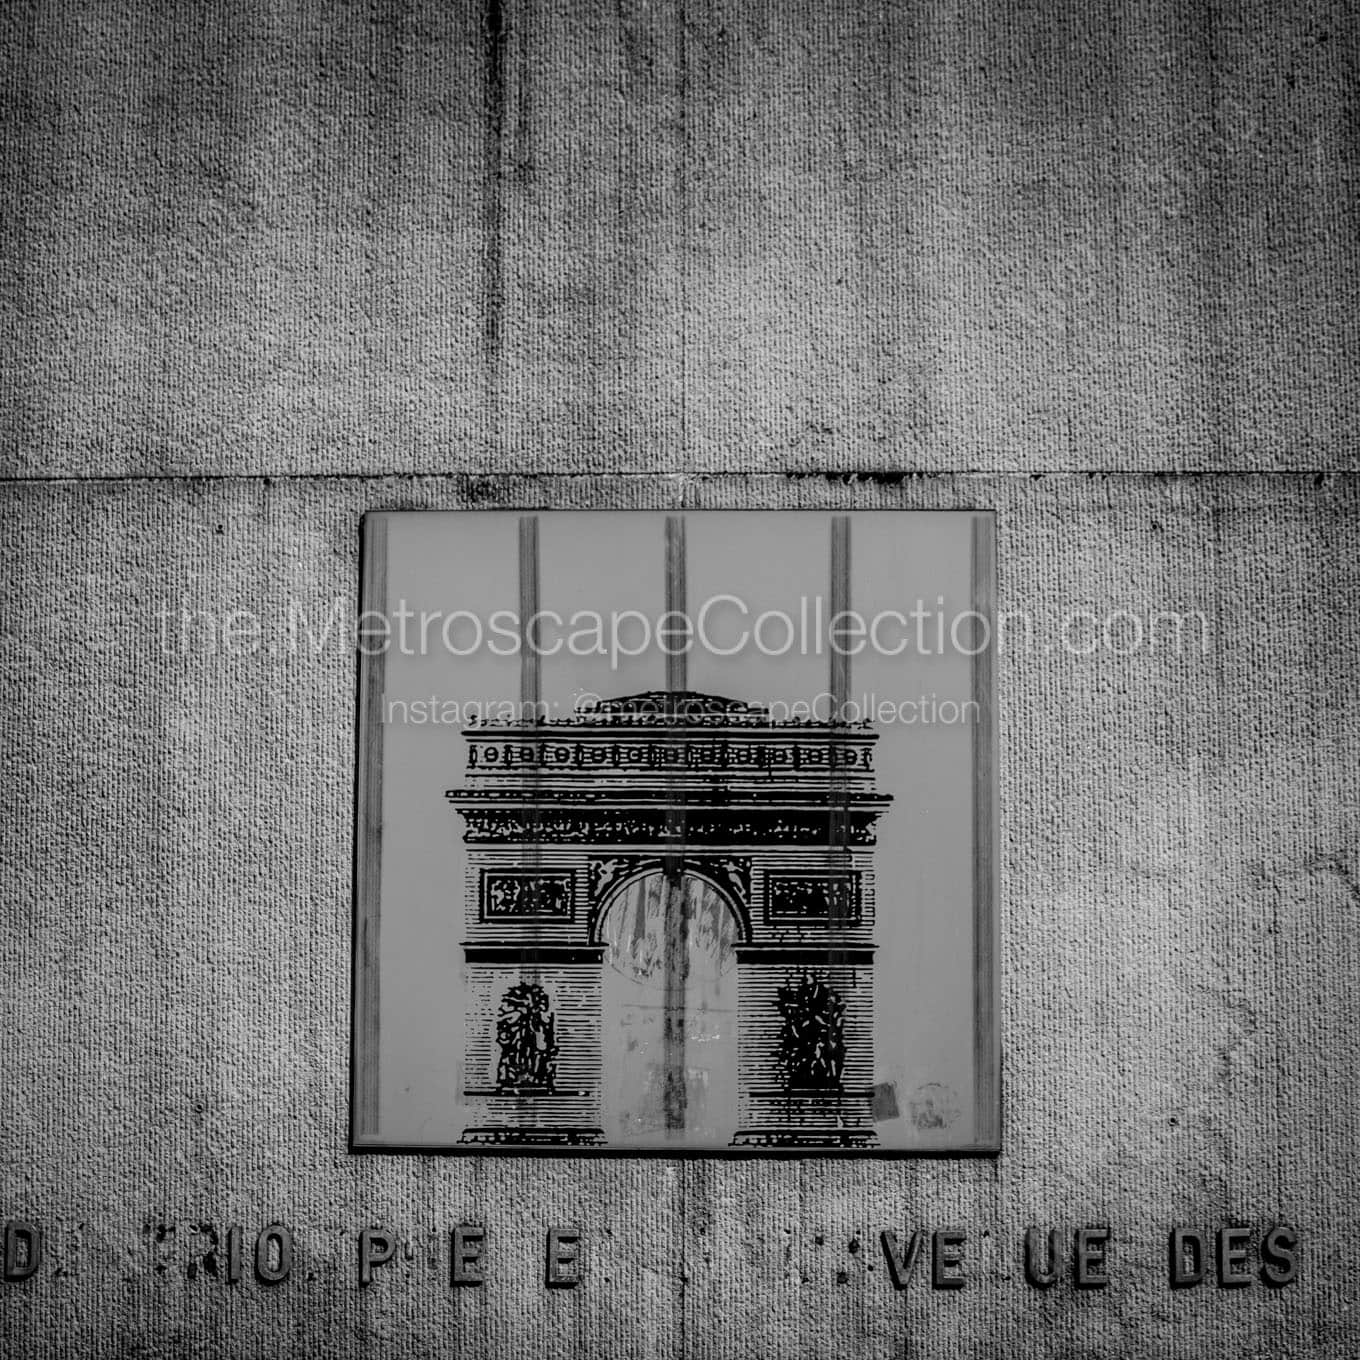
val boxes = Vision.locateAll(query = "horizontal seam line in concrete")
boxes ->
[0,469,1356,487]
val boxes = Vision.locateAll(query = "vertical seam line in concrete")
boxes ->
[481,0,508,450]
[676,0,689,474]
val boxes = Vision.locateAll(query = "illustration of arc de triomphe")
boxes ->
[446,687,892,1148]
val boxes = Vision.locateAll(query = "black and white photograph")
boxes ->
[0,1,1355,1357]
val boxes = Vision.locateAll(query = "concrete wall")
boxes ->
[1,2,1356,1356]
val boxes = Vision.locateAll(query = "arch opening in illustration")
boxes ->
[596,870,742,1145]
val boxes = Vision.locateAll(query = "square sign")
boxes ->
[351,511,998,1153]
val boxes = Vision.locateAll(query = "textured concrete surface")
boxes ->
[1,0,1357,477]
[2,473,1357,1358]
[2,0,1358,1356]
